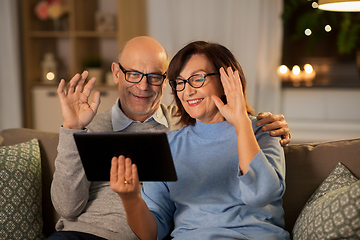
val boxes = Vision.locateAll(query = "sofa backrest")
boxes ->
[0,128,60,237]
[283,138,360,234]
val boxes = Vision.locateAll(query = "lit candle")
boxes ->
[290,65,302,85]
[303,64,316,81]
[277,65,290,81]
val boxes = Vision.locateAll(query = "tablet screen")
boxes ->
[73,132,177,182]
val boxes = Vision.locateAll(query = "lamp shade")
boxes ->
[318,0,360,11]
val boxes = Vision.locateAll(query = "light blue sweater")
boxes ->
[141,117,290,240]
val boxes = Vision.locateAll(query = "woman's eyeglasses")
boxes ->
[169,73,219,92]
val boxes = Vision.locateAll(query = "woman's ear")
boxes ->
[111,62,120,84]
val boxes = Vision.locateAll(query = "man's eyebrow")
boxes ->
[127,68,165,75]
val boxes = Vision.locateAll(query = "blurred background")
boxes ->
[0,0,359,143]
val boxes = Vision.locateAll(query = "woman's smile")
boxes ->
[187,98,203,107]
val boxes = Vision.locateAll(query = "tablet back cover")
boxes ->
[73,132,177,182]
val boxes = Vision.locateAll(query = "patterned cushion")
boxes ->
[293,162,360,240]
[0,139,43,240]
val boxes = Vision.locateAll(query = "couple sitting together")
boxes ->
[50,36,290,240]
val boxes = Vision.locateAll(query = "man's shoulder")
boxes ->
[87,109,113,132]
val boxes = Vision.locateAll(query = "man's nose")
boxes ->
[136,76,150,90]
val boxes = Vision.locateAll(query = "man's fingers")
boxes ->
[256,112,272,120]
[89,91,101,113]
[280,138,291,146]
[82,77,96,97]
[81,70,89,80]
[66,73,82,94]
[74,71,88,93]
[268,128,290,146]
[261,121,283,132]
[256,112,273,126]
[57,79,66,98]
[269,128,286,137]
[257,113,285,126]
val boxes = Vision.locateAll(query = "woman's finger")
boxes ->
[211,95,225,111]
[131,163,140,186]
[110,156,119,184]
[228,68,242,92]
[117,155,126,181]
[219,67,231,94]
[124,157,134,183]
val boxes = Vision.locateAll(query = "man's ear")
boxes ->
[162,78,168,90]
[111,62,120,84]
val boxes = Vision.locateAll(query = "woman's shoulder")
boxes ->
[248,115,262,132]
[166,125,190,142]
[248,115,275,140]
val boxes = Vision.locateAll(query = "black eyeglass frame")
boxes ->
[169,72,219,92]
[118,63,167,86]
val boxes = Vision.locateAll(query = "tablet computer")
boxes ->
[73,132,177,182]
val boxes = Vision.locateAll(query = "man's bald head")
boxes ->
[119,36,169,68]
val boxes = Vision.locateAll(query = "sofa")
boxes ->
[1,128,359,239]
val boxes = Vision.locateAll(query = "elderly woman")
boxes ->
[110,41,290,240]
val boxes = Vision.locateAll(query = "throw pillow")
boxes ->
[0,139,43,240]
[292,162,360,240]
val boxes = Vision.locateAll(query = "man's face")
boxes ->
[112,39,168,122]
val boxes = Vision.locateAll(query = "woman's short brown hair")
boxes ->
[168,41,254,126]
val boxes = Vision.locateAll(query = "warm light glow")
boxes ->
[304,29,312,36]
[277,65,290,81]
[292,65,301,75]
[279,64,316,86]
[312,2,319,8]
[279,65,289,74]
[304,64,313,74]
[46,72,55,81]
[318,0,360,12]
[303,64,316,83]
[325,25,332,32]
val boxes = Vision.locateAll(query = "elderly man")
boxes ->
[47,36,290,240]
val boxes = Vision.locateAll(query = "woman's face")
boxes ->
[177,54,225,123]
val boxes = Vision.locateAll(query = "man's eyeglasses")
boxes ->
[118,63,166,86]
[169,73,219,92]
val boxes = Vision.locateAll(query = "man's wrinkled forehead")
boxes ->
[119,47,168,74]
